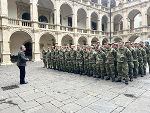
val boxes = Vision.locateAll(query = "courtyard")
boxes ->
[0,62,150,113]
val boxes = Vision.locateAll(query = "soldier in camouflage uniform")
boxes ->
[51,46,55,69]
[145,42,150,74]
[116,41,132,85]
[125,42,134,81]
[139,42,147,75]
[95,47,106,79]
[65,45,71,72]
[104,43,116,82]
[46,47,51,69]
[88,46,96,77]
[70,45,76,73]
[131,43,139,78]
[76,45,83,75]
[42,48,47,68]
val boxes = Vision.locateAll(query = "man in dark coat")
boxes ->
[17,45,29,84]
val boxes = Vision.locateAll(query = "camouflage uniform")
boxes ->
[105,48,116,81]
[70,48,76,73]
[46,49,51,69]
[88,49,96,77]
[116,47,131,84]
[58,47,65,71]
[95,49,106,79]
[65,48,71,72]
[51,48,55,69]
[127,47,134,81]
[83,48,89,75]
[145,44,150,74]
[141,47,147,75]
[76,48,83,75]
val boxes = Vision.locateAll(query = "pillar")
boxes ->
[86,10,91,33]
[30,0,38,28]
[123,11,129,34]
[54,1,60,30]
[0,0,8,17]
[72,4,78,32]
[32,33,41,62]
[1,29,12,65]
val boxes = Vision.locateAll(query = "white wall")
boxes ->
[8,0,17,18]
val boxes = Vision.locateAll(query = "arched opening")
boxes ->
[128,9,142,30]
[102,38,108,45]
[77,8,87,29]
[91,0,98,4]
[91,37,99,46]
[38,16,48,23]
[22,13,30,20]
[78,37,87,45]
[147,7,150,26]
[10,31,32,62]
[39,33,56,56]
[113,14,123,32]
[128,35,141,43]
[38,0,54,24]
[8,0,30,19]
[61,35,74,47]
[102,15,108,31]
[60,4,73,27]
[91,12,98,30]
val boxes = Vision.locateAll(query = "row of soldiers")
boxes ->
[42,41,150,85]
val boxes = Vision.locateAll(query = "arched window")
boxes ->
[22,13,30,20]
[38,16,48,23]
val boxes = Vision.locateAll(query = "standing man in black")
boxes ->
[17,45,29,84]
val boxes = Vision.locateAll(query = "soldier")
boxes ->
[116,41,132,85]
[104,43,116,82]
[76,45,83,75]
[42,48,47,68]
[55,45,60,70]
[83,45,89,75]
[88,46,96,77]
[95,47,106,79]
[46,47,51,69]
[131,43,139,78]
[65,45,71,72]
[70,45,76,73]
[125,42,134,81]
[145,41,150,74]
[58,46,65,71]
[51,46,55,69]
[139,41,147,75]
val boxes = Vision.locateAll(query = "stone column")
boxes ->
[123,11,129,34]
[54,1,60,31]
[0,0,8,17]
[72,4,78,33]
[141,7,147,32]
[30,0,38,28]
[86,9,91,34]
[32,32,41,62]
[1,29,12,65]
[98,14,102,35]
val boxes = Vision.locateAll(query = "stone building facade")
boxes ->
[0,0,150,65]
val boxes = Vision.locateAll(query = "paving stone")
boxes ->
[111,106,125,113]
[24,105,43,113]
[74,95,100,107]
[0,106,22,113]
[88,99,118,113]
[121,97,150,113]
[18,101,40,111]
[50,99,65,107]
[141,91,150,99]
[110,94,135,107]
[60,103,82,113]
[35,95,54,104]
[62,97,77,105]
[21,92,46,102]
[6,97,25,105]
[0,103,13,111]
[42,103,64,113]
[76,107,98,113]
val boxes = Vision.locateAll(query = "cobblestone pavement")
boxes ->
[0,62,150,113]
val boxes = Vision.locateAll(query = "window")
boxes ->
[39,16,48,23]
[22,13,30,20]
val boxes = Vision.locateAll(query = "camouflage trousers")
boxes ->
[105,63,115,79]
[76,60,83,74]
[117,62,129,81]
[43,59,47,68]
[96,63,105,78]
[88,62,96,76]
[133,61,139,78]
[128,62,134,80]
[138,61,144,76]
[84,60,89,75]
